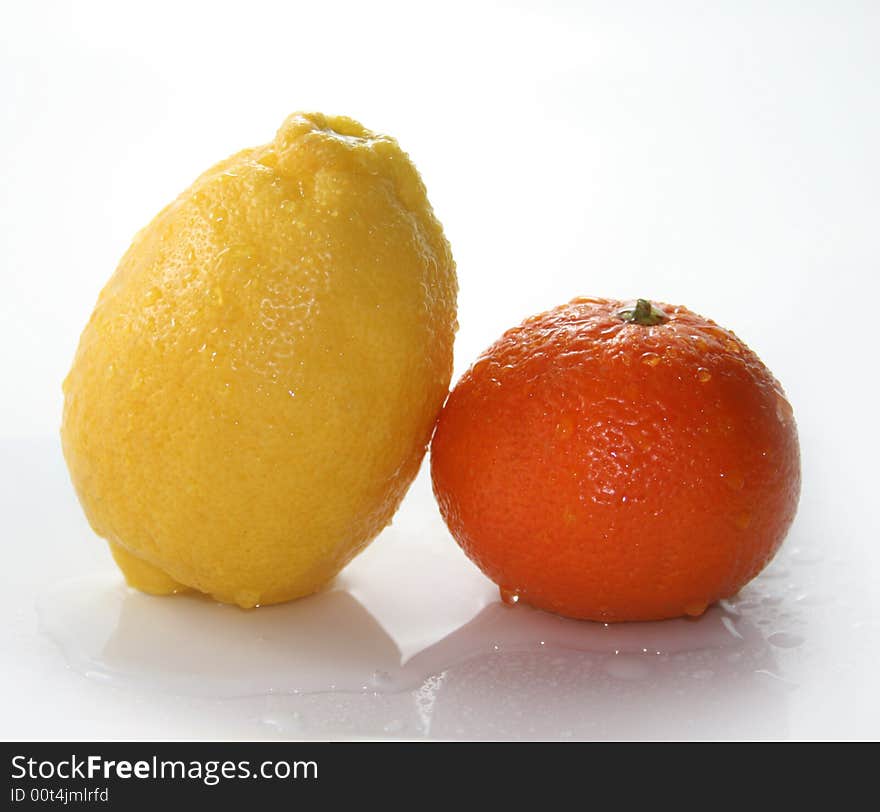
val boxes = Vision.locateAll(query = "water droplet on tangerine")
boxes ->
[684,601,708,617]
[734,512,752,530]
[721,471,745,490]
[555,415,574,438]
[775,395,794,424]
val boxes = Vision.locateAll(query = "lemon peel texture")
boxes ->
[62,112,457,608]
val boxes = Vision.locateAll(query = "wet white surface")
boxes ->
[2,436,878,740]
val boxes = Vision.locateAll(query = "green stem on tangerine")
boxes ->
[617,298,669,326]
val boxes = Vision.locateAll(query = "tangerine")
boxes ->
[430,297,800,622]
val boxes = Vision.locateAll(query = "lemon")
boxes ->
[61,112,457,608]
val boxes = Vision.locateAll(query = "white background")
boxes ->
[1,1,878,740]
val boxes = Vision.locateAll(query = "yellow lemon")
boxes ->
[61,112,457,608]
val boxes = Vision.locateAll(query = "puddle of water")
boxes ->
[38,571,754,699]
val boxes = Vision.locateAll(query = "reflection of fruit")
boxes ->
[431,298,800,622]
[62,112,457,608]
